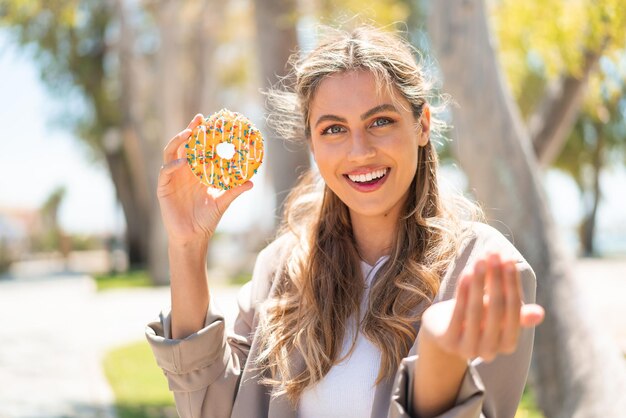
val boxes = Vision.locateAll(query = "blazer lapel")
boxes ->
[268,392,297,418]
[370,374,395,418]
[267,348,305,418]
[232,338,301,418]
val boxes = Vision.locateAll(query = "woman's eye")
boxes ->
[321,125,345,135]
[371,117,393,128]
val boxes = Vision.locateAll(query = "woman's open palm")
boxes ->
[157,114,253,244]
[420,254,545,362]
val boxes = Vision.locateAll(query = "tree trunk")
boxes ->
[252,0,310,220]
[529,48,605,167]
[426,1,626,416]
[136,0,185,286]
[129,0,225,285]
[102,145,149,266]
[580,123,604,257]
[113,0,153,269]
[184,0,222,115]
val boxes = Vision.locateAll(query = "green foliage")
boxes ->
[94,269,155,291]
[219,53,252,89]
[69,233,102,251]
[490,0,626,116]
[229,271,252,286]
[317,0,410,28]
[0,0,119,156]
[30,229,61,252]
[490,0,626,255]
[103,340,176,418]
[31,185,67,252]
[555,53,626,189]
[493,0,586,82]
[215,0,257,91]
[40,186,66,227]
[553,55,626,255]
[515,385,545,418]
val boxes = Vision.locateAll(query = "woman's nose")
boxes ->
[347,131,376,162]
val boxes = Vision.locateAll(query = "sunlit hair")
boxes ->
[256,25,481,404]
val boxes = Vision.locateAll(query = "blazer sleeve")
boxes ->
[388,224,538,418]
[144,240,282,418]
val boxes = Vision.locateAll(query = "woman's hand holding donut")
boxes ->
[412,254,545,417]
[158,114,253,244]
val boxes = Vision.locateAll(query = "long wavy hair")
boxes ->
[256,26,479,404]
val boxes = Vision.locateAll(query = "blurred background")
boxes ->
[0,0,624,417]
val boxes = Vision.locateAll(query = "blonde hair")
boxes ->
[256,25,479,404]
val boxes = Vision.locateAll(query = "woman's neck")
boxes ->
[350,209,400,266]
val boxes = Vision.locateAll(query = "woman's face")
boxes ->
[309,70,430,220]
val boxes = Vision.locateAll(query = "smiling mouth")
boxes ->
[345,168,389,185]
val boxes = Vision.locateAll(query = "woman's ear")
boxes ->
[417,104,431,147]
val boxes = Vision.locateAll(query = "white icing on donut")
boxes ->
[211,123,215,160]
[202,125,210,184]
[238,120,244,176]
[243,135,250,178]
[252,132,262,162]
[193,127,199,168]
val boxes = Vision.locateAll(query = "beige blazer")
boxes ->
[146,222,537,418]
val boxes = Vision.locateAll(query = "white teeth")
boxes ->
[347,168,387,183]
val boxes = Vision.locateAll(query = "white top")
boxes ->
[298,257,388,418]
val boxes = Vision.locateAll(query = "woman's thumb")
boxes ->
[216,181,254,215]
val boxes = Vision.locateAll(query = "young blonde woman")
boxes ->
[146,26,545,418]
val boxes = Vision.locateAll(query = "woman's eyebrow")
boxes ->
[360,104,399,120]
[314,114,347,128]
[313,104,399,128]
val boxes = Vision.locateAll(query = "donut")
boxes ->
[185,108,264,190]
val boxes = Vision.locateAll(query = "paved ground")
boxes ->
[570,258,626,353]
[0,257,624,418]
[0,272,239,418]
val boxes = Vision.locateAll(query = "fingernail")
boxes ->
[476,261,486,275]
